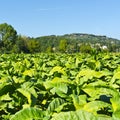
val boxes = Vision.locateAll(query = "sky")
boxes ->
[0,0,120,39]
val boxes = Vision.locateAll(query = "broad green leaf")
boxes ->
[17,88,31,105]
[110,96,120,112]
[44,77,68,96]
[10,107,47,120]
[12,76,25,83]
[111,71,120,84]
[50,66,67,76]
[50,86,68,98]
[76,69,105,85]
[17,82,37,106]
[23,69,35,77]
[51,110,112,120]
[51,77,69,84]
[0,93,12,101]
[83,101,111,114]
[103,54,111,60]
[71,94,87,110]
[76,69,111,81]
[51,110,97,120]
[83,85,119,101]
[22,104,31,109]
[20,82,37,98]
[93,70,112,78]
[86,80,107,86]
[76,69,94,80]
[112,110,120,120]
[47,98,65,113]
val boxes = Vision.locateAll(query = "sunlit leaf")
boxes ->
[10,107,47,120]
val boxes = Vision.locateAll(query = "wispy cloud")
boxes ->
[36,8,50,11]
[35,7,64,12]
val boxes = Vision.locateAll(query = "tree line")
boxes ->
[0,23,120,54]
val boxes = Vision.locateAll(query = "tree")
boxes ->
[59,39,67,52]
[46,46,53,53]
[80,43,92,53]
[27,39,40,53]
[15,35,29,53]
[0,23,17,52]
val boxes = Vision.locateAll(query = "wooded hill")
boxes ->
[35,33,120,53]
[0,23,120,53]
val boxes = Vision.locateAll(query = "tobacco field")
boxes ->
[1,53,120,120]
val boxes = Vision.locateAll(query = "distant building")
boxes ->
[102,45,107,49]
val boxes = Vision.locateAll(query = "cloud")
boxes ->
[36,8,50,11]
[35,7,64,12]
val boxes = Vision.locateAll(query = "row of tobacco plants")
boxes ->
[1,53,120,119]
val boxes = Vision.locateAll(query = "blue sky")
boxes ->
[0,0,120,39]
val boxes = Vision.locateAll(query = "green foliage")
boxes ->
[80,43,92,53]
[51,110,112,120]
[10,107,47,120]
[46,46,53,53]
[16,35,29,53]
[27,39,40,53]
[1,23,120,53]
[0,23,17,52]
[47,98,65,113]
[59,39,67,52]
[1,53,120,119]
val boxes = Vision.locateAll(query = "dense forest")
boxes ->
[0,23,120,53]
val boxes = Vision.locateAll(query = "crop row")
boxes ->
[0,53,120,119]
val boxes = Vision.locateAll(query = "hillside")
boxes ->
[35,33,120,53]
[0,23,120,53]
